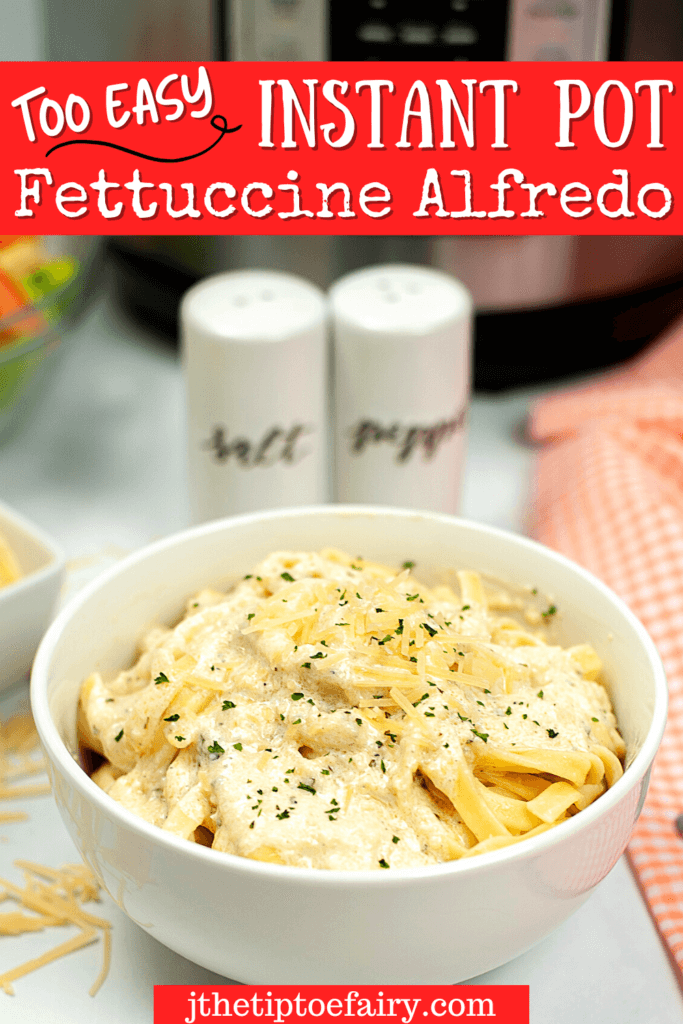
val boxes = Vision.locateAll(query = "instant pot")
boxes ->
[45,0,683,387]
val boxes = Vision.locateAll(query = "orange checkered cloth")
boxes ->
[528,320,683,980]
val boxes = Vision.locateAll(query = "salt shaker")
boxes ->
[181,269,329,522]
[330,264,472,513]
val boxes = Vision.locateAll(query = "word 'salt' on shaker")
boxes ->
[181,269,329,522]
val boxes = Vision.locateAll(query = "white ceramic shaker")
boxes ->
[181,269,329,522]
[330,264,472,513]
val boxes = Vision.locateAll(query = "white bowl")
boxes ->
[0,499,65,691]
[31,507,667,983]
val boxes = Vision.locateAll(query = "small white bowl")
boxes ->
[0,499,65,691]
[31,507,667,983]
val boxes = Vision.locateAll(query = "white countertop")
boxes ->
[1,286,682,1022]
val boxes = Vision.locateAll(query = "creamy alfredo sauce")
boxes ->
[79,550,623,870]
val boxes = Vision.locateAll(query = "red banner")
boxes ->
[153,986,529,1024]
[1,61,680,234]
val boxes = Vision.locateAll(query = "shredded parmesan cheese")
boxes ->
[0,713,112,996]
[0,713,51,808]
[0,862,111,996]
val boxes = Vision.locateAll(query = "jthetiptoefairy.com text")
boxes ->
[154,987,529,1024]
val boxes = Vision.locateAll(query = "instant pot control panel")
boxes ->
[329,0,508,61]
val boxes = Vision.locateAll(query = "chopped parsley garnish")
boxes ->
[591,717,599,722]
[281,572,295,582]
[406,594,419,602]
[378,858,390,869]
[392,835,400,843]
[385,731,397,743]
[542,605,557,618]
[402,561,415,570]
[547,728,559,738]
[461,605,470,611]
[311,652,327,659]
[356,718,363,726]
[476,700,485,707]
[222,700,236,710]
[356,592,362,600]
[471,727,489,743]
[286,768,295,773]
[457,712,470,723]
[154,672,169,685]
[378,635,392,645]
[381,760,386,773]
[375,607,384,613]
[247,613,255,620]
[395,619,404,635]
[276,809,290,820]
[505,707,512,716]
[297,783,316,795]
[302,662,311,669]
[537,691,544,699]
[244,574,253,579]
[321,769,330,775]
[208,741,224,754]
[164,714,180,722]
[291,692,304,701]
[522,714,528,720]
[409,656,417,663]
[114,729,123,742]
[293,718,301,724]
[422,623,437,637]
[175,736,185,742]
[351,563,362,570]
[233,742,243,751]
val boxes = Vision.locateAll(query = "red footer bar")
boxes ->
[154,986,529,1024]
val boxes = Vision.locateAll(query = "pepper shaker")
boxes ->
[330,264,472,513]
[181,269,329,522]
